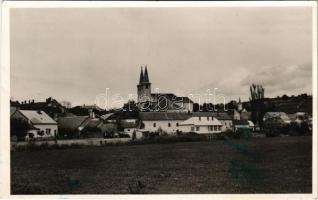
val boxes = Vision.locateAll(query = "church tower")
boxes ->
[137,66,152,103]
[237,97,243,112]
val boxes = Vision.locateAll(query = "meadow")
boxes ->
[11,136,312,194]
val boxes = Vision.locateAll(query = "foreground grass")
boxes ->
[11,136,312,194]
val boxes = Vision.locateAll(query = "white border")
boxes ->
[0,1,317,200]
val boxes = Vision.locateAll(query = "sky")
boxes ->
[10,7,313,108]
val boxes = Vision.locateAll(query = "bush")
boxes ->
[234,128,251,139]
[263,117,284,137]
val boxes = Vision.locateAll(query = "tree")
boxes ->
[10,118,33,140]
[61,100,72,109]
[282,94,288,101]
[249,84,265,129]
[263,117,284,137]
[123,100,139,112]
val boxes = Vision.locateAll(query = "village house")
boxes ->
[57,115,102,138]
[138,112,191,134]
[17,97,67,120]
[179,114,222,134]
[11,110,58,139]
[263,112,291,124]
[233,119,251,132]
[192,112,232,132]
[137,66,194,112]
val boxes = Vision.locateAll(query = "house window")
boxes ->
[218,126,221,131]
[168,123,171,127]
[46,128,51,135]
[207,116,209,120]
[214,126,217,131]
[196,126,200,131]
[225,122,227,126]
[146,85,149,89]
[153,123,156,127]
[191,127,195,132]
[127,129,130,131]
[199,116,201,121]
[176,123,179,127]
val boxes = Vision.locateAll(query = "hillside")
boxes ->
[242,95,312,115]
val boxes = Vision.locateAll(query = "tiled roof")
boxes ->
[19,110,57,124]
[180,116,222,126]
[86,118,102,128]
[240,112,251,120]
[121,121,138,128]
[151,93,194,104]
[192,112,232,120]
[139,112,192,121]
[57,116,89,129]
[264,112,290,122]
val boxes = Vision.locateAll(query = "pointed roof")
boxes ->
[143,66,149,83]
[139,66,144,84]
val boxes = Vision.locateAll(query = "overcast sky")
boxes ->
[10,7,313,108]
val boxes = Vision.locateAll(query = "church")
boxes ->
[137,66,194,112]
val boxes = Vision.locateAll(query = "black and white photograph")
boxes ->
[0,1,317,197]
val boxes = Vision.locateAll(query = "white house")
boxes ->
[138,112,191,134]
[192,112,233,132]
[179,115,222,134]
[11,110,58,139]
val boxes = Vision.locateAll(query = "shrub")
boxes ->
[263,117,284,137]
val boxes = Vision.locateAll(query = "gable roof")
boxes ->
[180,116,222,126]
[192,112,232,120]
[151,93,194,104]
[57,116,89,129]
[264,112,290,122]
[139,112,191,121]
[240,112,251,120]
[18,110,57,124]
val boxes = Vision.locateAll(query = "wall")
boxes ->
[179,125,222,134]
[140,120,184,134]
[34,124,58,138]
[219,120,233,132]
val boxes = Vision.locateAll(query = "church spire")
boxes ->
[144,65,149,83]
[139,66,144,84]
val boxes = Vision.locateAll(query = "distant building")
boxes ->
[137,66,194,112]
[138,112,191,134]
[179,115,222,134]
[227,109,241,120]
[263,112,291,124]
[18,97,66,120]
[11,110,58,139]
[233,119,250,132]
[192,112,232,132]
[57,115,102,138]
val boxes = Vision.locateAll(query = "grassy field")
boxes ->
[11,136,312,194]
